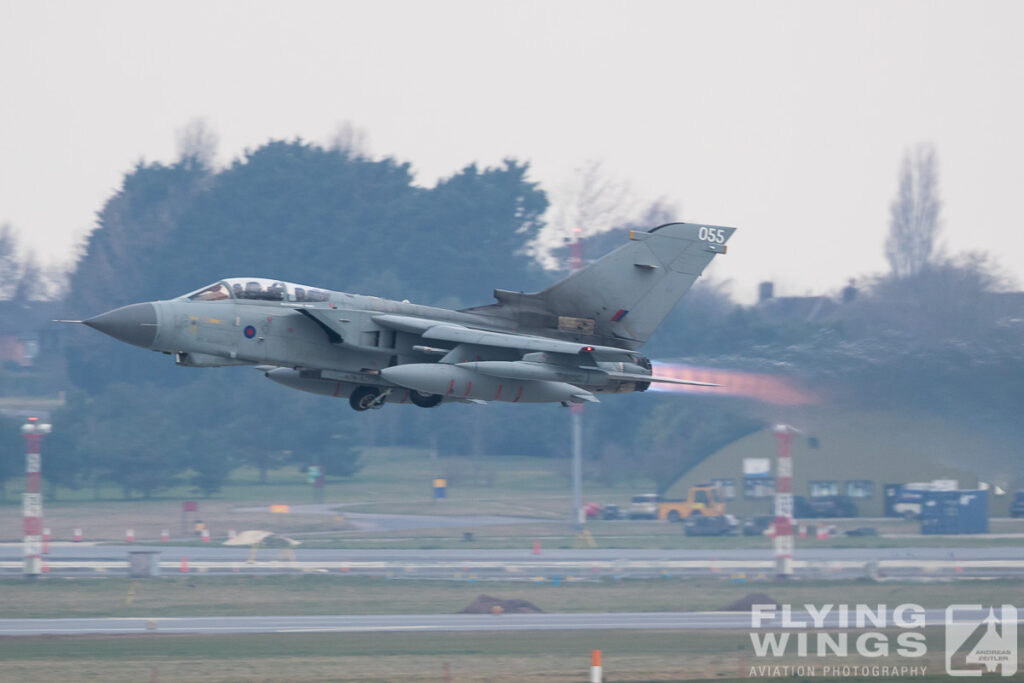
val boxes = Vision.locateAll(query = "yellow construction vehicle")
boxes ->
[658,484,726,522]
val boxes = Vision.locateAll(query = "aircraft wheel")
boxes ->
[350,386,382,411]
[409,390,443,408]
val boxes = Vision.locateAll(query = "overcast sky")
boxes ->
[1,0,1021,303]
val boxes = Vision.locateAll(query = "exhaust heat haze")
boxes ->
[650,362,817,406]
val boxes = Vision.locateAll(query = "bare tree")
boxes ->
[0,226,65,300]
[13,251,42,300]
[552,160,635,235]
[175,118,219,169]
[41,260,68,301]
[885,143,942,278]
[531,160,640,269]
[329,121,370,157]
[0,223,18,298]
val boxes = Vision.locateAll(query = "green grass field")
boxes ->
[2,575,1022,619]
[0,630,751,683]
[3,446,1022,550]
[0,628,974,682]
[4,575,1009,681]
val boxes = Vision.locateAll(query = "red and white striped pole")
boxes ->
[590,649,603,683]
[772,424,798,578]
[21,417,50,578]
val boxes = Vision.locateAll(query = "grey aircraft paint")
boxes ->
[78,222,735,411]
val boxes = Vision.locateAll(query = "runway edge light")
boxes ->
[590,649,603,683]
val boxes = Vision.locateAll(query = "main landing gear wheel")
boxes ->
[350,386,383,411]
[409,390,443,408]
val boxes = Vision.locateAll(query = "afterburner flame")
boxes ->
[651,361,818,406]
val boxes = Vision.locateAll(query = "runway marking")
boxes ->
[276,625,441,633]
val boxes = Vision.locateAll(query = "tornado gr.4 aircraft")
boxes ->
[78,222,735,411]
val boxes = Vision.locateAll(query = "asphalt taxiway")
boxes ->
[0,608,1019,636]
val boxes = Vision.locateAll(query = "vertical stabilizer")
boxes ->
[537,222,736,345]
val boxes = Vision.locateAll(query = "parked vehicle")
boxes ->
[627,494,661,519]
[601,504,623,520]
[659,485,727,522]
[742,515,775,536]
[684,513,737,536]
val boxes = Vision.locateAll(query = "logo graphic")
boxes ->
[243,325,256,339]
[946,605,1018,676]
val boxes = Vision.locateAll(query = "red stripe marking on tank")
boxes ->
[464,381,473,397]
[446,380,455,396]
[495,385,503,400]
[332,382,341,397]
[513,386,524,403]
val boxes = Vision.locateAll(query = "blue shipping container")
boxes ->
[920,490,988,534]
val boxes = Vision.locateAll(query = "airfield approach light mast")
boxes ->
[21,417,51,578]
[570,228,585,531]
[773,424,798,578]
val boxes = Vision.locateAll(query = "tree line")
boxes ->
[0,139,1020,499]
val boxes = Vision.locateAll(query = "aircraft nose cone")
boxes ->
[83,303,157,348]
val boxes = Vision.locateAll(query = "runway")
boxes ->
[5,545,1024,562]
[2,545,1024,579]
[0,608,1018,636]
[234,506,545,532]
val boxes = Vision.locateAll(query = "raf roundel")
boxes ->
[243,325,256,339]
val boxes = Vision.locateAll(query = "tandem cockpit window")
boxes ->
[187,282,232,301]
[183,279,330,303]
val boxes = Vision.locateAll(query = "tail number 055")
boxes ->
[698,226,726,244]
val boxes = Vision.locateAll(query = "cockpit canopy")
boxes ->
[184,278,331,303]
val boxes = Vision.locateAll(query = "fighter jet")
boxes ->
[77,222,735,411]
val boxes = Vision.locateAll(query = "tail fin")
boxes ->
[536,222,736,346]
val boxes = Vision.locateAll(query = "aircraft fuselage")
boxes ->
[80,222,736,410]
